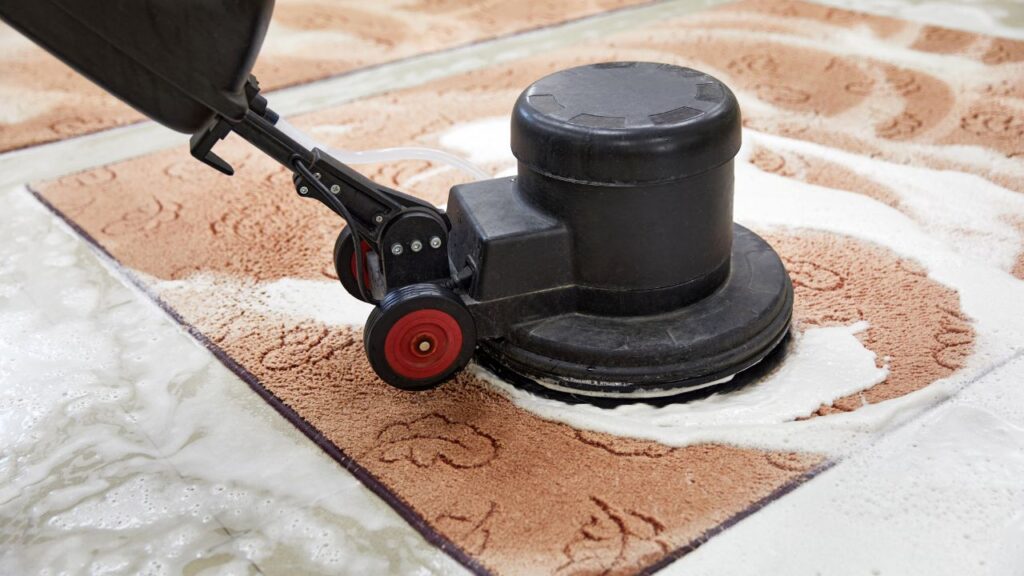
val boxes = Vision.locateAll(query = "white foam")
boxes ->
[745,131,1024,272]
[149,274,375,328]
[814,0,1024,40]
[0,86,66,124]
[438,116,516,166]
[482,322,889,452]
[258,278,375,326]
[734,131,1024,363]
[649,21,993,80]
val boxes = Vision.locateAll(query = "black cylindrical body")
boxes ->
[510,62,741,315]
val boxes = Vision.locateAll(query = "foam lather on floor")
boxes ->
[32,1,1024,574]
[0,0,646,153]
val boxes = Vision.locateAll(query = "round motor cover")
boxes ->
[510,61,741,185]
[475,61,793,400]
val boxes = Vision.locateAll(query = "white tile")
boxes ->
[670,353,1024,576]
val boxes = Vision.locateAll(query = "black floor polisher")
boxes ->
[1,0,792,400]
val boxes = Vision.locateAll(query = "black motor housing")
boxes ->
[512,62,739,315]
[448,62,792,398]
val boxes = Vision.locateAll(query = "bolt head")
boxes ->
[410,240,423,253]
[330,184,341,194]
[298,186,309,195]
[374,215,384,223]
[390,243,403,256]
[429,236,442,249]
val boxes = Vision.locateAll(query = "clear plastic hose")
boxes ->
[276,118,490,181]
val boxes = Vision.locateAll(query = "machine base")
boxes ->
[475,225,794,401]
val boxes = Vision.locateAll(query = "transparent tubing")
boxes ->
[277,118,490,181]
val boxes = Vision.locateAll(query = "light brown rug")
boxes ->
[32,1,1024,573]
[0,0,647,153]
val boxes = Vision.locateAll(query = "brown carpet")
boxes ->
[30,0,1024,573]
[0,0,647,153]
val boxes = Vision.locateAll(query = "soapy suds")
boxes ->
[150,274,377,328]
[480,322,889,451]
[746,131,1024,273]
[736,130,1024,358]
[815,0,1024,40]
[0,86,64,124]
[280,118,490,180]
[438,116,517,167]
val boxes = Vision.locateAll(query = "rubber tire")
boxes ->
[364,284,477,391]
[333,226,375,303]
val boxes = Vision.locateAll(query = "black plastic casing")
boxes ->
[0,0,275,133]
[449,62,742,321]
[448,62,793,397]
[511,62,741,184]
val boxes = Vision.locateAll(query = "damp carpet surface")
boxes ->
[31,1,1024,574]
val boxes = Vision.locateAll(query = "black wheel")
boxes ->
[363,284,477,391]
[334,226,376,303]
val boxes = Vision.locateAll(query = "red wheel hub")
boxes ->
[349,240,372,289]
[384,309,463,380]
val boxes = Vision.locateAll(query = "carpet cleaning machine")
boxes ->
[1,0,793,400]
